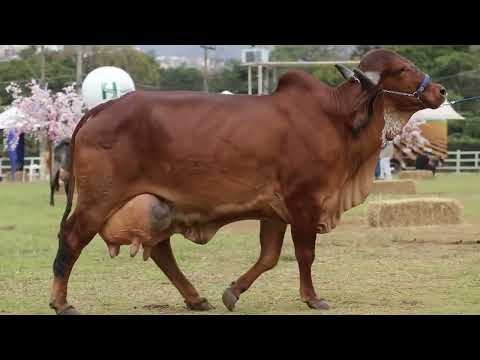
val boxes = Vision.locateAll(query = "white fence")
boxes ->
[0,156,45,182]
[441,150,480,173]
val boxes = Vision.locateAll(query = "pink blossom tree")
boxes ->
[4,80,85,149]
[3,80,85,179]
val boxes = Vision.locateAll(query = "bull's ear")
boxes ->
[353,68,380,90]
[365,71,381,85]
[335,64,356,81]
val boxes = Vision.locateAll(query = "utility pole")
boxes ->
[38,45,49,180]
[76,45,83,92]
[40,45,46,88]
[200,45,216,93]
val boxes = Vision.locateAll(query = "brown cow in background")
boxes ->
[49,49,446,315]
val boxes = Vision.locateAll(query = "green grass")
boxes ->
[0,173,479,315]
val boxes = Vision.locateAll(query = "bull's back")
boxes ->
[75,91,288,216]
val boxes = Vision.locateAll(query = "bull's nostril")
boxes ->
[440,87,447,96]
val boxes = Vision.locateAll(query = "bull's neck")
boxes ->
[354,95,386,160]
[332,82,385,161]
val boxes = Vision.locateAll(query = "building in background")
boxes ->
[156,55,225,71]
[0,45,63,62]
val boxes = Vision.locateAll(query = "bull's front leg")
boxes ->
[291,224,330,310]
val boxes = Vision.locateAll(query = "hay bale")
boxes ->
[398,170,433,180]
[368,198,463,227]
[370,180,416,195]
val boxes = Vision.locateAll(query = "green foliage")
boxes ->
[0,46,163,106]
[271,45,340,61]
[312,66,344,86]
[447,138,480,151]
[448,116,480,150]
[43,52,76,92]
[351,45,382,58]
[84,47,161,87]
[448,116,480,137]
[157,66,204,91]
[209,60,250,93]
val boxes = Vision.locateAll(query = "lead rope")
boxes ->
[442,96,480,107]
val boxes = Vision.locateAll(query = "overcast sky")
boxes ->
[138,45,255,59]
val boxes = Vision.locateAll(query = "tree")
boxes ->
[351,45,383,58]
[209,60,250,93]
[4,80,85,146]
[157,66,204,91]
[3,80,85,175]
[0,48,78,106]
[269,45,355,87]
[271,45,351,62]
[83,47,161,87]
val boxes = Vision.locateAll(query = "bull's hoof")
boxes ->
[222,287,239,312]
[306,298,330,310]
[57,305,81,315]
[186,298,214,311]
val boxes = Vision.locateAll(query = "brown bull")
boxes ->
[49,49,446,315]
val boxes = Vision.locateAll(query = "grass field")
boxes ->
[0,173,479,315]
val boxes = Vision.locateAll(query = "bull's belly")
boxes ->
[99,190,284,260]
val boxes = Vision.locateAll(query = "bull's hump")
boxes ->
[275,70,326,94]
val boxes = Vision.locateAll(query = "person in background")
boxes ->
[379,142,394,180]
[6,129,18,181]
[375,160,381,180]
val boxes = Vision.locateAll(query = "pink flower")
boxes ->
[3,81,86,142]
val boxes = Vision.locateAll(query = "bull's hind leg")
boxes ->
[150,239,213,311]
[222,218,287,311]
[49,210,103,315]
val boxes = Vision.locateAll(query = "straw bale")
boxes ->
[368,198,463,227]
[398,170,433,180]
[370,180,416,195]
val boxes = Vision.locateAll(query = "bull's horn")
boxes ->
[353,68,380,89]
[335,64,356,81]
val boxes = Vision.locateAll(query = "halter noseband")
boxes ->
[381,73,432,100]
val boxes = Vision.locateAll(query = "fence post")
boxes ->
[476,152,479,170]
[456,149,461,174]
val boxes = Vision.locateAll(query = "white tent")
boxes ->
[0,107,28,129]
[410,101,465,122]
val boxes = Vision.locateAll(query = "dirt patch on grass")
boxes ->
[140,304,170,311]
[0,225,16,231]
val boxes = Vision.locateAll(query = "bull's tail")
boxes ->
[58,96,131,240]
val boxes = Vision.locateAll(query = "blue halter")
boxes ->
[382,73,431,100]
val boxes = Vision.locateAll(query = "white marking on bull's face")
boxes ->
[365,71,381,85]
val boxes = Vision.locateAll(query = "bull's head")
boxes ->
[336,49,447,141]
